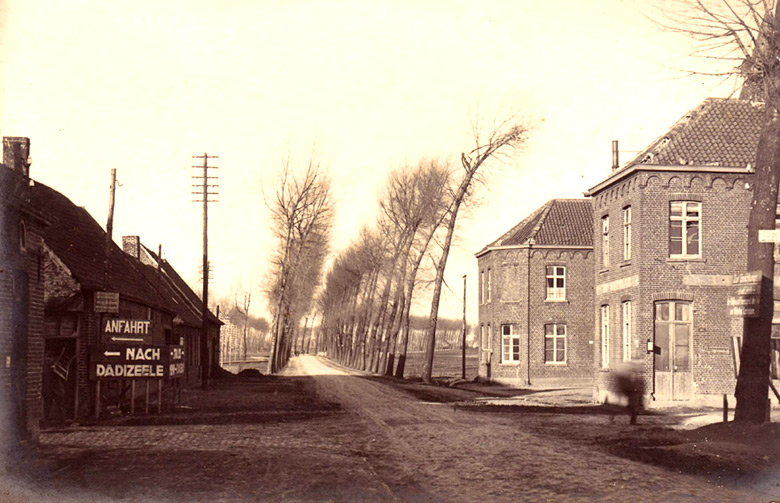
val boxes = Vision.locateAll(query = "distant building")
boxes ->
[476,199,594,387]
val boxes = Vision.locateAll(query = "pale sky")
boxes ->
[0,0,736,322]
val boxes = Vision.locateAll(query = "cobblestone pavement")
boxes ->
[2,356,779,503]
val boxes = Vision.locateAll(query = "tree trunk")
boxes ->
[735,106,780,423]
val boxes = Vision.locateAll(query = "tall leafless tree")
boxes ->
[265,155,333,374]
[421,116,529,384]
[657,0,780,423]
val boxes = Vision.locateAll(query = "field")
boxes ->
[398,348,479,380]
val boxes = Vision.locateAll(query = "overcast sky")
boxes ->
[0,0,736,322]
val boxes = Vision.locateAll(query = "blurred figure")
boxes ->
[612,361,645,425]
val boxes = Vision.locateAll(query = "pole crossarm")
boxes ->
[191,152,219,389]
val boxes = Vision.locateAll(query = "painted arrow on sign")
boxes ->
[104,350,121,357]
[110,336,144,343]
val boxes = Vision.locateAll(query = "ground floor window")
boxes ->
[501,324,520,364]
[544,323,567,363]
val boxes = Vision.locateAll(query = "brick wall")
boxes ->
[592,169,752,404]
[478,245,594,386]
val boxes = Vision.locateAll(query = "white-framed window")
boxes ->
[544,323,567,364]
[601,305,610,368]
[670,201,701,258]
[501,324,521,364]
[601,215,610,268]
[623,206,632,261]
[479,270,484,304]
[622,301,632,362]
[487,267,492,302]
[545,266,566,300]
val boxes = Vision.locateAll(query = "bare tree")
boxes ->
[657,0,780,423]
[235,287,253,362]
[265,154,333,374]
[421,116,529,384]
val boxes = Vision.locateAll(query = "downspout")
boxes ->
[526,242,532,386]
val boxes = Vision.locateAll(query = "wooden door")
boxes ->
[654,301,693,400]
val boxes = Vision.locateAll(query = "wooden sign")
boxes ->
[94,291,119,313]
[729,271,762,318]
[758,229,780,243]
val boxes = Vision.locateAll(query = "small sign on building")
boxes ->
[94,291,119,313]
[728,271,762,318]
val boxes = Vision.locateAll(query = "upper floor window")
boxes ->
[480,270,485,304]
[545,266,566,300]
[622,206,632,261]
[670,201,701,258]
[501,324,521,364]
[601,215,610,268]
[544,323,567,364]
[487,268,492,302]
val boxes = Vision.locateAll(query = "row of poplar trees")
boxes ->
[316,119,528,382]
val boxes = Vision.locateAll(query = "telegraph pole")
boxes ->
[192,154,219,389]
[461,274,467,380]
[104,168,117,289]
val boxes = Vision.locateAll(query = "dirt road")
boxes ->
[286,355,778,503]
[5,355,778,503]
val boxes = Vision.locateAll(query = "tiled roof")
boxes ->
[142,245,221,326]
[630,98,764,168]
[480,199,593,253]
[29,180,171,311]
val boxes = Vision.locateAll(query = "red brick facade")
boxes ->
[476,199,594,387]
[590,168,753,406]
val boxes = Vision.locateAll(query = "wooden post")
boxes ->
[145,380,150,414]
[131,380,136,414]
[157,380,162,414]
[723,394,728,423]
[461,274,467,380]
[94,381,101,419]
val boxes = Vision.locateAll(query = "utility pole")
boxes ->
[461,274,467,380]
[104,168,117,289]
[192,153,219,389]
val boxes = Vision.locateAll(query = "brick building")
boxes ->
[6,142,223,421]
[0,137,48,442]
[587,98,775,406]
[475,199,594,387]
[121,236,222,387]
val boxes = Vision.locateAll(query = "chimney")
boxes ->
[122,235,140,259]
[3,137,31,178]
[611,140,619,171]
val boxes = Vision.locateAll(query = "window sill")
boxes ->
[599,268,610,273]
[544,299,568,304]
[544,362,567,366]
[501,361,521,366]
[619,260,632,268]
[667,257,705,263]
